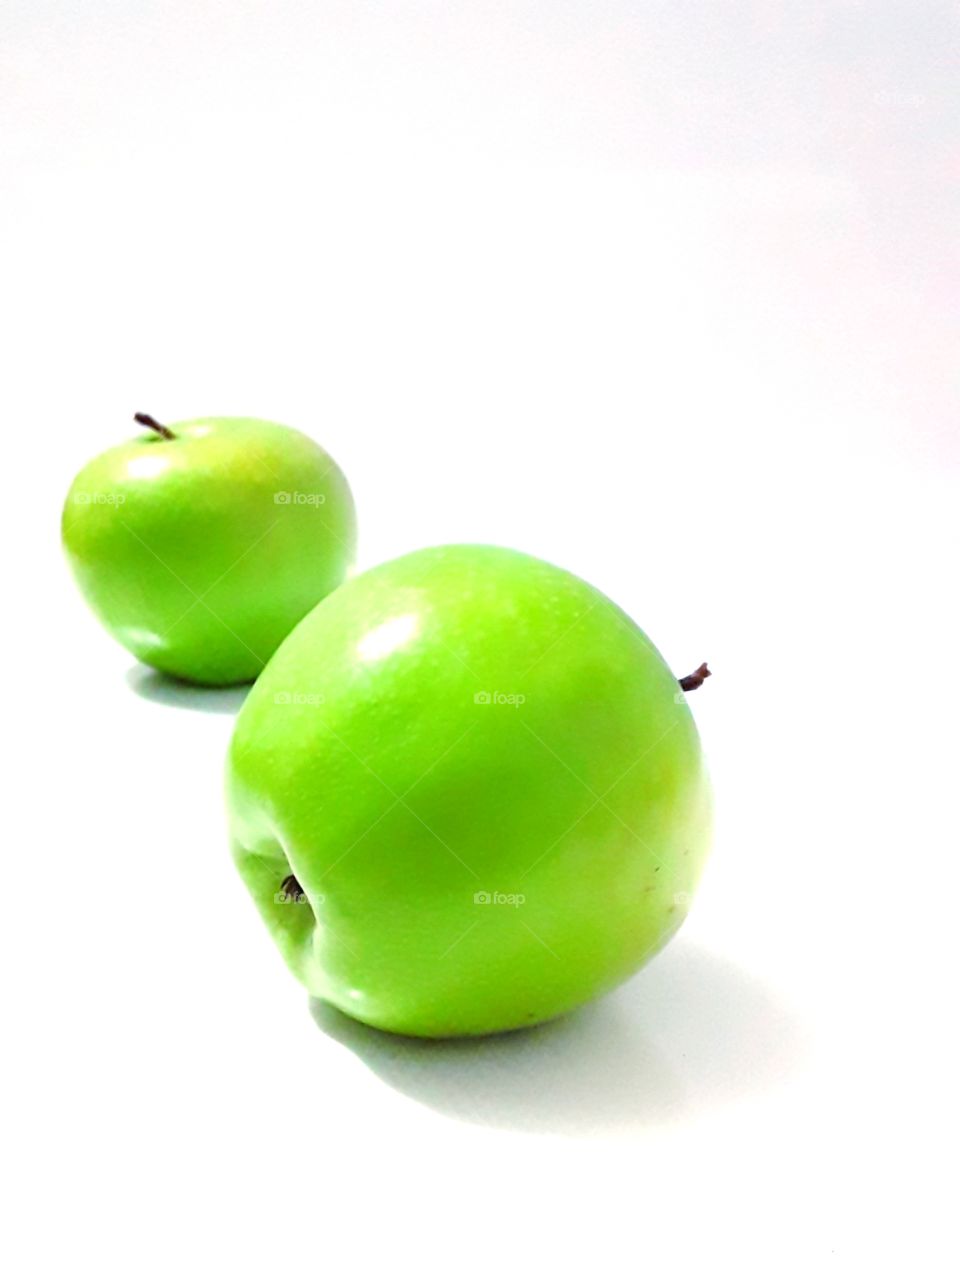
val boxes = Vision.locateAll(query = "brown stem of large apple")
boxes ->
[134,412,175,440]
[678,663,711,692]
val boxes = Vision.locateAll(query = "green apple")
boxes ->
[227,544,712,1038]
[62,414,357,685]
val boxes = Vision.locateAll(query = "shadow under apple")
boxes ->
[126,664,250,714]
[310,942,807,1135]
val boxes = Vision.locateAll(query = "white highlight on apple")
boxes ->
[356,613,419,663]
[125,454,171,481]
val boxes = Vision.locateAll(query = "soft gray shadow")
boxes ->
[126,664,250,714]
[310,943,808,1135]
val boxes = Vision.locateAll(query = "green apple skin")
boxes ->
[62,418,356,685]
[227,545,712,1038]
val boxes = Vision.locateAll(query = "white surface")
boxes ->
[3,3,958,1275]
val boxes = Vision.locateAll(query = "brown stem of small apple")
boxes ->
[678,663,711,692]
[134,412,174,440]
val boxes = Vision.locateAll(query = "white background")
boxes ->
[3,2,958,1275]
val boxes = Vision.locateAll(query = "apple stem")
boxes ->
[678,663,711,692]
[134,412,175,440]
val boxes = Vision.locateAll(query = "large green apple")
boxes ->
[227,544,712,1037]
[62,415,356,685]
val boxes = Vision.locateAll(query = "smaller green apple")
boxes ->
[62,414,356,685]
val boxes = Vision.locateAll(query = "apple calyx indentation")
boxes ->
[134,412,175,440]
[280,872,305,902]
[678,663,711,692]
